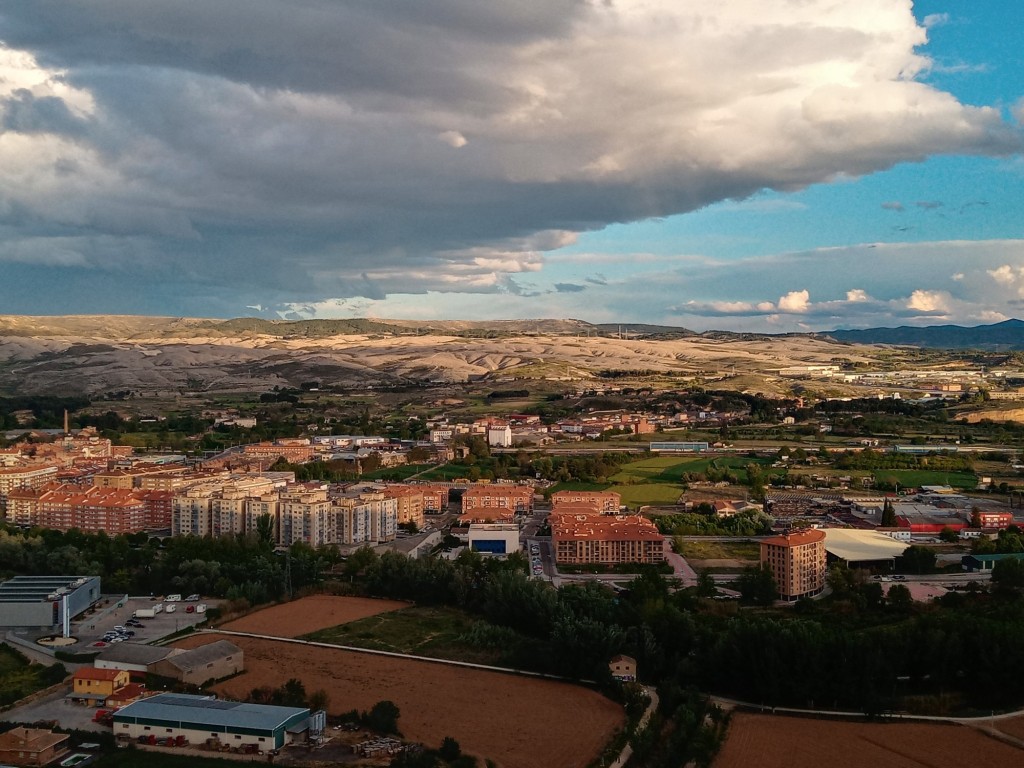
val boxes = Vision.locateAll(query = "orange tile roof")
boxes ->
[551,515,663,542]
[761,528,826,548]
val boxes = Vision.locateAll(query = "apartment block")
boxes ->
[550,490,621,513]
[460,485,533,523]
[551,514,665,565]
[760,529,827,601]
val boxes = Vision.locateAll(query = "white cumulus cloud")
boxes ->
[777,290,811,313]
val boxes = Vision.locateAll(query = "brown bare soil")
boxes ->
[714,712,1023,768]
[991,713,1024,742]
[175,633,622,768]
[219,595,411,637]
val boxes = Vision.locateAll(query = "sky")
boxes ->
[0,0,1021,331]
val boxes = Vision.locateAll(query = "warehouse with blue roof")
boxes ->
[112,693,320,750]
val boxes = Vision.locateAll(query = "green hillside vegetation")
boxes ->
[200,317,399,337]
[0,643,67,707]
[872,469,978,489]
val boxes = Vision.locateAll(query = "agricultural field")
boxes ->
[677,540,760,562]
[990,712,1024,742]
[361,463,432,481]
[611,482,687,506]
[416,463,474,481]
[219,595,411,637]
[303,605,542,667]
[547,480,613,493]
[0,643,66,707]
[174,634,623,768]
[714,712,1023,768]
[605,455,781,508]
[871,469,978,489]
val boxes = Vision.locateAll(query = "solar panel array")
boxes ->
[158,695,239,711]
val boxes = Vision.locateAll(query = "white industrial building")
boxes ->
[0,575,101,636]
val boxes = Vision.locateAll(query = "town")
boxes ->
[5,373,1024,768]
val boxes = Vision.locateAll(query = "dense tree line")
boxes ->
[832,447,974,472]
[0,524,340,605]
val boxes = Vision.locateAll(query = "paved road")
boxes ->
[610,686,660,768]
[663,539,698,587]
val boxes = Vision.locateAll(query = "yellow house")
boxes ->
[72,667,129,703]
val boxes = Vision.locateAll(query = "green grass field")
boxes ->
[301,606,541,668]
[610,456,779,485]
[602,456,781,509]
[415,464,473,481]
[677,540,761,561]
[872,469,977,489]
[547,480,612,493]
[361,463,433,480]
[610,483,686,507]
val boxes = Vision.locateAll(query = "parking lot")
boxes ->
[60,595,215,652]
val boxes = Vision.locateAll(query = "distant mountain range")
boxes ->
[825,319,1024,350]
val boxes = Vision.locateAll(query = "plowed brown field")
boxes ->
[714,712,1023,768]
[991,713,1024,742]
[219,595,410,637]
[175,633,622,768]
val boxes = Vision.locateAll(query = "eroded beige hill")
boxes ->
[0,314,887,395]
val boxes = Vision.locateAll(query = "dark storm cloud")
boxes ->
[0,89,87,136]
[0,1,1019,315]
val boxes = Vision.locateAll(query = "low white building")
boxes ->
[487,424,512,448]
[467,523,521,555]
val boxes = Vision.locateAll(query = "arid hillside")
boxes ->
[0,314,893,396]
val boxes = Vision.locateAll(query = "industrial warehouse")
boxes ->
[0,575,101,634]
[112,693,322,751]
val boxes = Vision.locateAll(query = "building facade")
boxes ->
[760,529,827,601]
[552,515,665,565]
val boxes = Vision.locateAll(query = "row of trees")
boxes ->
[0,524,341,603]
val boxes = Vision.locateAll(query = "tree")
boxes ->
[899,545,936,575]
[826,563,855,599]
[255,513,275,548]
[737,564,778,605]
[938,526,959,544]
[880,498,897,528]
[992,557,1024,591]
[439,737,462,762]
[364,700,401,735]
[308,689,331,712]
[695,569,717,598]
[971,506,982,529]
[886,583,913,612]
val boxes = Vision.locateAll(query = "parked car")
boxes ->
[185,594,200,602]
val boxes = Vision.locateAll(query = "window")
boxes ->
[235,735,242,740]
[144,727,151,731]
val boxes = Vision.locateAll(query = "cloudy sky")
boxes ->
[0,0,1021,330]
